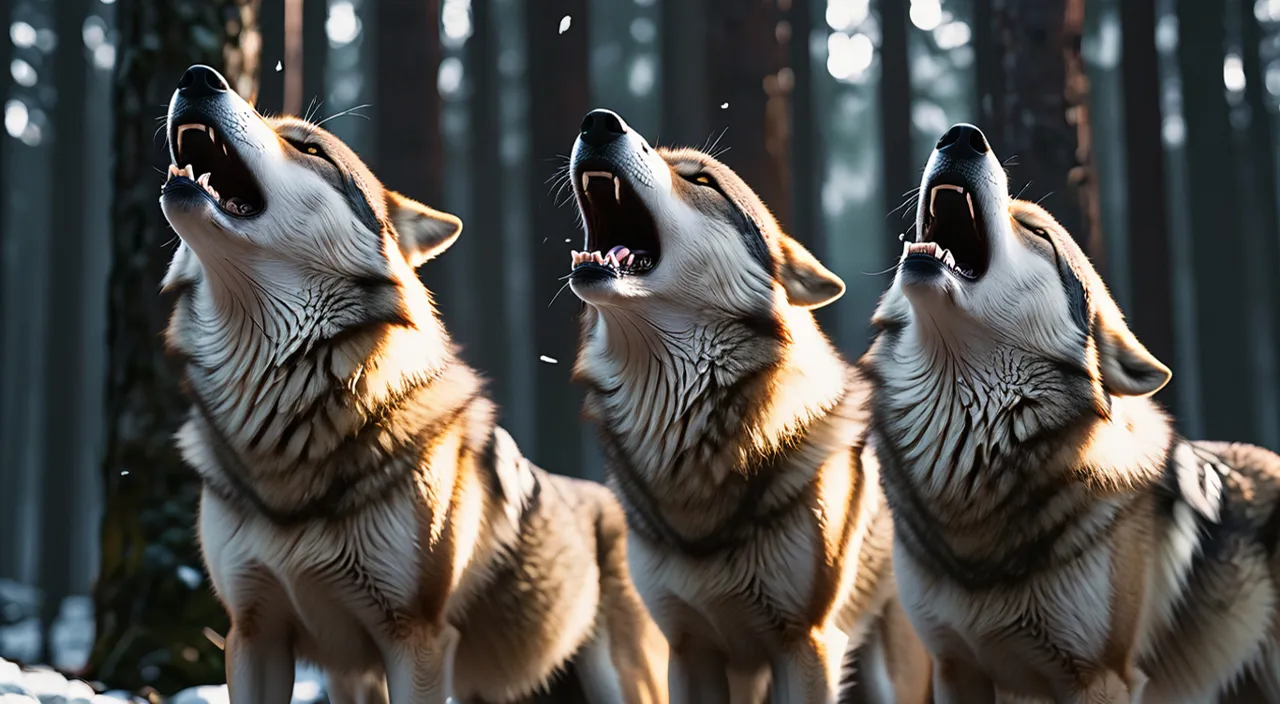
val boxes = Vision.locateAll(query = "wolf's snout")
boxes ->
[580,109,628,147]
[177,65,229,100]
[935,123,989,160]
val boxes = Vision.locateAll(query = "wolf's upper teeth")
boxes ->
[966,192,976,221]
[182,164,195,179]
[197,172,211,187]
[613,176,622,204]
[929,184,965,216]
[943,250,956,267]
[625,253,635,267]
[582,173,590,192]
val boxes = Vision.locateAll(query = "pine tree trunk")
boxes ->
[302,0,328,118]
[707,0,791,229]
[971,0,1099,261]
[525,0,589,477]
[879,0,913,238]
[39,0,92,663]
[1120,0,1178,414]
[90,0,258,693]
[1239,0,1280,445]
[372,0,442,204]
[1176,0,1258,443]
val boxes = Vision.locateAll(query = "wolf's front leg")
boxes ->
[932,657,995,704]
[225,622,295,704]
[384,624,460,704]
[769,627,848,704]
[668,642,729,704]
[326,670,390,704]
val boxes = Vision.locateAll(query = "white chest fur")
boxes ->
[198,488,432,670]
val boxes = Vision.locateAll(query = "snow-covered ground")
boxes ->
[0,581,327,703]
[0,657,328,704]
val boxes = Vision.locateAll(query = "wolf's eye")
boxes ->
[286,138,331,162]
[684,172,716,188]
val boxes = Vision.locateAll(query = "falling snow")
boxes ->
[559,15,572,34]
[720,102,729,109]
[539,355,558,364]
[275,60,282,72]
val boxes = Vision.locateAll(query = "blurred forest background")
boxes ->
[0,0,1278,695]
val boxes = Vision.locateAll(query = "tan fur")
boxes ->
[861,124,1280,702]
[159,70,666,704]
[565,110,931,703]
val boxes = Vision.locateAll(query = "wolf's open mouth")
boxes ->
[908,182,989,280]
[165,123,265,217]
[571,169,661,279]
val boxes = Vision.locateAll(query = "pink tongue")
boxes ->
[607,245,631,261]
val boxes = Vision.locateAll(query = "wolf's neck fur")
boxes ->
[577,303,851,502]
[171,259,454,475]
[866,315,1172,571]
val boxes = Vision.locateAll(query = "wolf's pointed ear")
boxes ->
[386,191,463,268]
[777,234,845,309]
[1095,307,1171,397]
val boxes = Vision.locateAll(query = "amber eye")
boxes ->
[306,146,319,155]
[695,174,712,185]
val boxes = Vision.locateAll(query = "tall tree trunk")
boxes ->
[972,0,1008,141]
[1239,0,1280,445]
[91,0,257,693]
[526,0,588,476]
[878,0,913,237]
[464,0,510,412]
[39,0,91,663]
[372,0,441,204]
[0,0,9,335]
[788,0,820,246]
[970,0,1098,261]
[283,0,304,115]
[1120,0,1179,414]
[660,0,709,148]
[302,0,328,118]
[707,0,791,229]
[1176,0,1257,443]
[1062,0,1102,273]
[257,0,284,114]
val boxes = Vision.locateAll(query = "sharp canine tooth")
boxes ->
[626,254,635,266]
[582,173,590,192]
[197,173,210,187]
[613,176,621,204]
[929,184,966,216]
[966,192,976,220]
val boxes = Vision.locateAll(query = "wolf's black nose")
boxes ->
[580,109,628,147]
[935,123,989,160]
[177,65,229,99]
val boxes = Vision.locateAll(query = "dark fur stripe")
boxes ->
[192,362,474,526]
